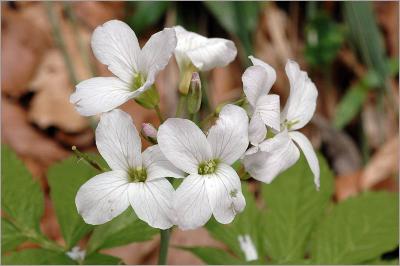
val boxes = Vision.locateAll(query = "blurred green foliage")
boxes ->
[185,154,398,264]
[1,146,157,265]
[305,11,345,67]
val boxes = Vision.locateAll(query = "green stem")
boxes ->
[72,146,106,172]
[154,105,164,123]
[175,94,187,118]
[158,229,170,265]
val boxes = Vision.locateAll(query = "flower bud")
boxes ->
[178,63,197,95]
[141,123,158,144]
[187,72,202,114]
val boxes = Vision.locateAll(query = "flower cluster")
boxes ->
[71,20,319,231]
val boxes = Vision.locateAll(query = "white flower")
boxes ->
[157,104,248,230]
[238,234,258,262]
[75,109,183,229]
[66,247,85,262]
[70,20,177,116]
[243,60,320,189]
[242,56,280,146]
[174,25,237,72]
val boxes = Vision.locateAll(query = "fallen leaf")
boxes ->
[360,136,399,190]
[1,6,50,98]
[335,170,362,201]
[1,97,69,166]
[28,49,89,133]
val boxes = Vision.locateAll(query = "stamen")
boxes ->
[128,167,147,182]
[198,159,219,175]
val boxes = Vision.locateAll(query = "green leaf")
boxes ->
[333,84,368,129]
[311,192,399,264]
[305,11,345,67]
[127,2,170,34]
[1,218,27,253]
[86,209,157,254]
[344,2,390,90]
[83,253,122,265]
[47,155,101,249]
[205,183,266,261]
[2,249,75,265]
[1,146,44,232]
[261,154,334,263]
[180,246,244,265]
[203,2,260,61]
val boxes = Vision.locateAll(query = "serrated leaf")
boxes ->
[261,154,334,263]
[83,253,122,265]
[1,145,44,232]
[1,218,27,253]
[311,192,399,264]
[47,155,101,249]
[86,209,157,254]
[180,246,244,265]
[205,183,265,261]
[2,248,75,265]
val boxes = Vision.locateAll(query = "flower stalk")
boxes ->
[71,146,106,172]
[158,229,171,265]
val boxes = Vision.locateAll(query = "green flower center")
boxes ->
[131,73,146,91]
[282,119,299,130]
[198,159,219,175]
[128,167,147,182]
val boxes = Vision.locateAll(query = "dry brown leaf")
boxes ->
[73,2,125,29]
[1,98,69,166]
[374,2,399,57]
[360,135,399,190]
[208,60,242,108]
[1,6,50,98]
[28,49,89,133]
[255,4,294,98]
[335,170,362,201]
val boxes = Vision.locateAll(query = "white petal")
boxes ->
[254,94,280,132]
[173,174,212,230]
[174,26,237,71]
[129,179,175,229]
[242,64,276,106]
[281,60,318,130]
[248,114,267,146]
[249,55,277,78]
[142,145,185,180]
[75,170,130,225]
[91,20,139,83]
[158,118,212,174]
[140,28,177,85]
[243,131,300,183]
[207,104,249,164]
[96,109,142,171]
[70,77,133,116]
[289,131,320,189]
[205,163,245,224]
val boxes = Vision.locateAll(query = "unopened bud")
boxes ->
[178,64,197,95]
[141,123,158,144]
[187,72,202,114]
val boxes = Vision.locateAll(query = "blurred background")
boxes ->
[1,1,398,264]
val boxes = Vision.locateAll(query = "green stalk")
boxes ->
[158,229,171,265]
[154,105,164,123]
